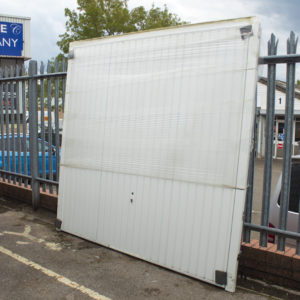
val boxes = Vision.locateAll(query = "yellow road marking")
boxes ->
[0,246,111,300]
[16,241,30,245]
[2,225,62,251]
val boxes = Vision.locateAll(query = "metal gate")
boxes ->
[0,60,66,209]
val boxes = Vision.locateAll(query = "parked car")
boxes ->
[37,127,62,147]
[0,135,59,177]
[269,156,300,246]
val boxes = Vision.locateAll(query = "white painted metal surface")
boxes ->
[0,14,31,59]
[58,17,260,292]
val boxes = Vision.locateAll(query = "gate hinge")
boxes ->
[240,25,253,40]
[215,270,227,286]
[55,218,62,231]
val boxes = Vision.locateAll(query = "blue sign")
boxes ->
[0,22,23,56]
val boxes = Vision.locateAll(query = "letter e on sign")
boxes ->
[0,24,7,33]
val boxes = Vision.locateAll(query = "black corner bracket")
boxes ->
[215,270,227,286]
[55,218,62,230]
[240,25,253,40]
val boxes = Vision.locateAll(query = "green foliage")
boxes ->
[48,53,68,73]
[130,4,184,31]
[57,0,186,53]
[297,80,300,86]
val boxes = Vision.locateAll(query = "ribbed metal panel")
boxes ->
[0,14,31,59]
[58,17,260,292]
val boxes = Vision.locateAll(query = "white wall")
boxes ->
[257,81,300,111]
[256,81,300,158]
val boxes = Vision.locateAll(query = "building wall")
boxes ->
[257,81,300,111]
[256,82,300,158]
[0,57,24,72]
[257,115,265,158]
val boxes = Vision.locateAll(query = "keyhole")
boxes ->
[130,192,134,203]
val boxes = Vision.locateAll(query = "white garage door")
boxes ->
[57,17,260,292]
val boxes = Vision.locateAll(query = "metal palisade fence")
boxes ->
[0,59,66,209]
[244,32,300,254]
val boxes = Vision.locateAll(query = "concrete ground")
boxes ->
[0,197,271,300]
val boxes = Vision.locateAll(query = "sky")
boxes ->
[1,0,299,79]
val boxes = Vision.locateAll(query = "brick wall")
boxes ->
[0,179,57,212]
[239,240,300,290]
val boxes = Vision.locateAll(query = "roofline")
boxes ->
[258,77,300,100]
[259,108,300,116]
[0,14,31,20]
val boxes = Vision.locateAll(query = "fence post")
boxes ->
[260,34,278,247]
[28,60,40,210]
[278,32,298,251]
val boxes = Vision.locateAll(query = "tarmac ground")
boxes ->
[0,197,271,300]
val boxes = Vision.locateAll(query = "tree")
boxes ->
[57,0,186,54]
